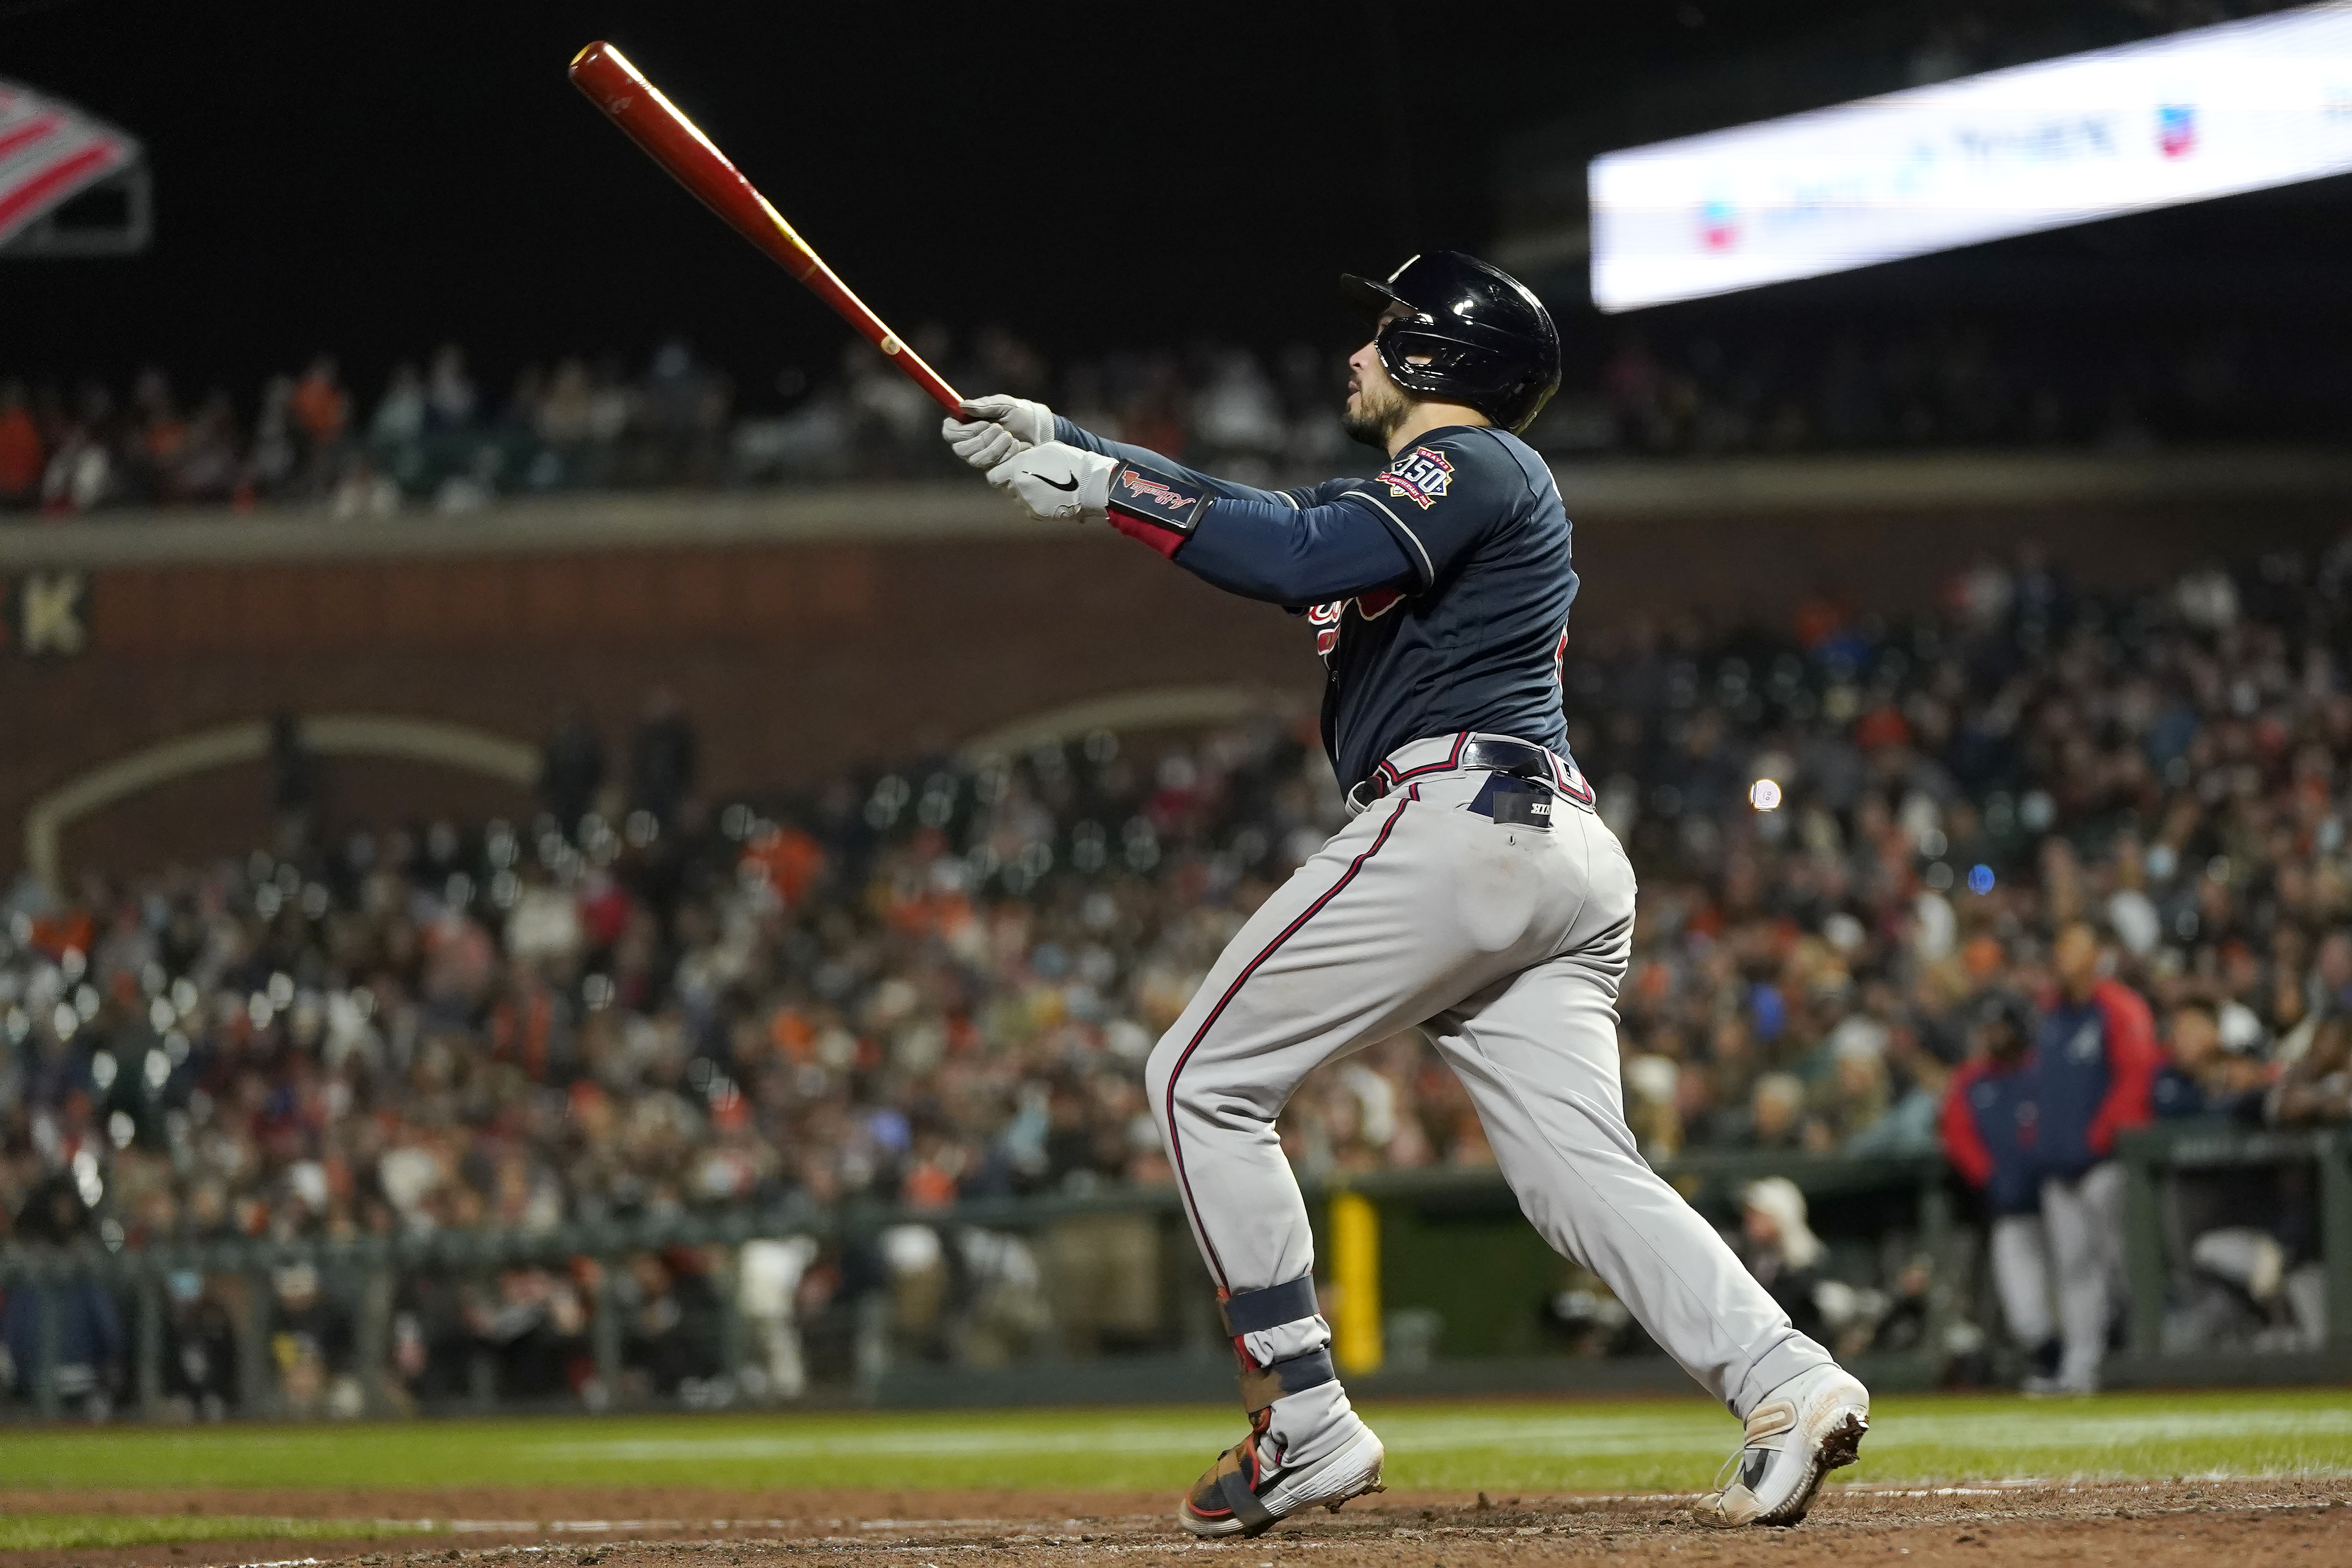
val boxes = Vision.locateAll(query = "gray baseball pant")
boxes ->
[1144,738,1834,1462]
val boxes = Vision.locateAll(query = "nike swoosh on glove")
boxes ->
[941,393,1056,471]
[987,441,1115,521]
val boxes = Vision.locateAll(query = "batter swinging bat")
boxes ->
[567,41,963,413]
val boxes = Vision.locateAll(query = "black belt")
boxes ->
[1350,736,1560,811]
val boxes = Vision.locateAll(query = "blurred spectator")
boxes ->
[267,1261,360,1418]
[371,363,426,447]
[2153,1000,2267,1120]
[269,710,323,854]
[2269,1014,2352,1128]
[1742,1072,1809,1151]
[160,1269,240,1421]
[737,1235,818,1399]
[425,344,477,432]
[541,709,609,839]
[176,391,243,502]
[620,1249,724,1399]
[628,690,698,831]
[475,1265,590,1401]
[0,379,42,504]
[328,453,402,521]
[1,1175,125,1415]
[289,354,349,477]
[42,419,111,512]
[1734,1176,1829,1344]
[1190,349,1287,483]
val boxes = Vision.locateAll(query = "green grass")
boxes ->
[0,1389,2346,1502]
[0,1516,433,1553]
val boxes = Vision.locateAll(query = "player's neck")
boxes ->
[1387,401,1491,456]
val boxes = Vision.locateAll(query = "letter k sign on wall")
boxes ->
[5,571,90,658]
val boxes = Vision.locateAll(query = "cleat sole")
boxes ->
[1755,1410,1868,1527]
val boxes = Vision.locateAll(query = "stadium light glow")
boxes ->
[1589,1,2352,311]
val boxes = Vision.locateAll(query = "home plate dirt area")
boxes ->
[0,1481,2344,1568]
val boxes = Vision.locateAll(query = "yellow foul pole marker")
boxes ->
[1328,1189,1384,1376]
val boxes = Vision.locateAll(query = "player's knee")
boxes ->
[1147,1031,1274,1135]
[1145,1029,1240,1128]
[1142,1030,1187,1127]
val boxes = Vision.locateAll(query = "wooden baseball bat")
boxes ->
[568,41,963,413]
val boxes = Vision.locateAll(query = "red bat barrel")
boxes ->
[568,41,962,413]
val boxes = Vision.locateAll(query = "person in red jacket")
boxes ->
[2030,921,2161,1392]
[0,380,43,505]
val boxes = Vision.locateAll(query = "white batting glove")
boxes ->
[941,393,1056,471]
[987,441,1114,521]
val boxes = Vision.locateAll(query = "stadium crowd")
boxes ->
[2,304,2337,519]
[4,538,2351,1412]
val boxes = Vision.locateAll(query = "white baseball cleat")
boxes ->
[1179,1411,1386,1538]
[1693,1364,1870,1528]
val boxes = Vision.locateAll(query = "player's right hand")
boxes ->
[942,393,1055,471]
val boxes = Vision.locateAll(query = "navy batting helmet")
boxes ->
[1339,251,1561,435]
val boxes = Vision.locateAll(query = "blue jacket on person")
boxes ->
[2032,981,2160,1181]
[1942,1054,2042,1217]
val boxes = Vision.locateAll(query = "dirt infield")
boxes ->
[0,1480,2342,1568]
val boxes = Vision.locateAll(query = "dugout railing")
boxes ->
[0,1139,2336,1420]
[2112,1120,2352,1381]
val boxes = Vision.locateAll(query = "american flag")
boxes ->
[0,78,139,249]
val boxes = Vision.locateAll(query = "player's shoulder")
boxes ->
[1378,425,1554,510]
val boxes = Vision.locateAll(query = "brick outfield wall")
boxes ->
[3,495,2344,881]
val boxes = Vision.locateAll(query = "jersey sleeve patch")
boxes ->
[1378,446,1456,509]
[1355,429,1515,586]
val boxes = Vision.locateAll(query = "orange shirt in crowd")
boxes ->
[291,371,348,445]
[742,825,825,906]
[142,416,188,466]
[0,403,42,497]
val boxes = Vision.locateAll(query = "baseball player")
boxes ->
[941,253,1868,1536]
[1942,991,2059,1386]
[2028,921,2160,1392]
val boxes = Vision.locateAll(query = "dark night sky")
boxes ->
[2,0,1879,408]
[12,0,2341,413]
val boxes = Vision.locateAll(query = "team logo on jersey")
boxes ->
[1307,599,1342,656]
[1379,446,1455,510]
[1306,589,1406,658]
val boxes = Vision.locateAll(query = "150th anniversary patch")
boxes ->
[1378,446,1455,509]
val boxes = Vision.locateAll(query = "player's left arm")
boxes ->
[986,439,1412,602]
[990,427,1514,606]
[1051,415,1310,509]
[943,394,1303,508]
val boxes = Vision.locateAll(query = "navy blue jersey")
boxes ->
[2030,982,2160,1178]
[1058,417,1578,790]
